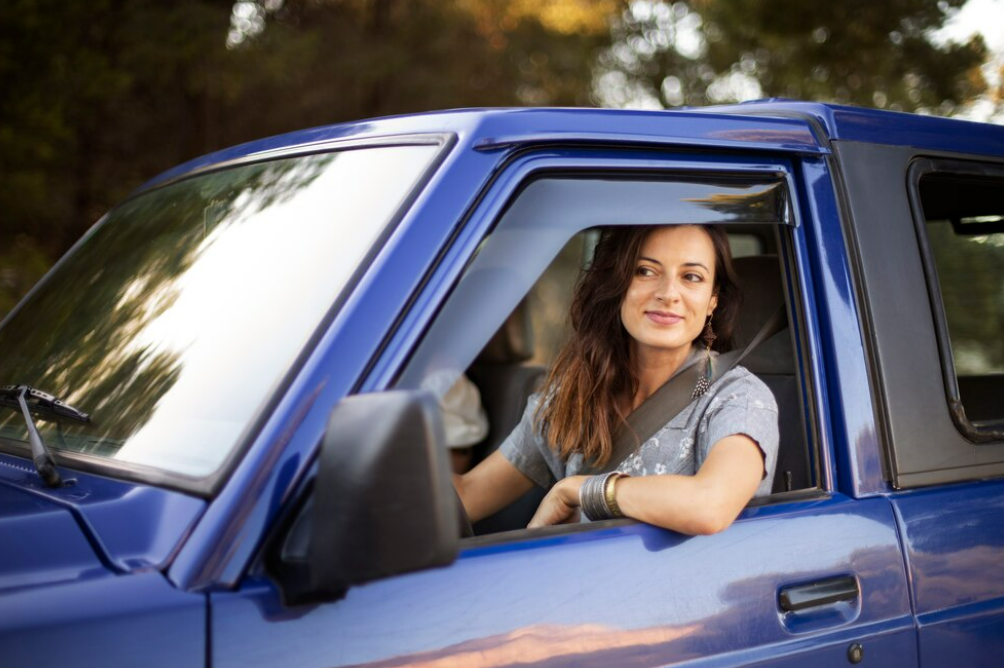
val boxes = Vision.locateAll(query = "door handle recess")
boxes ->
[779,576,860,613]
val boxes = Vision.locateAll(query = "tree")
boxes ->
[0,0,241,317]
[0,0,620,317]
[595,0,988,113]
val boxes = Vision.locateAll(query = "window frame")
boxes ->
[360,147,827,545]
[908,157,1004,443]
[395,171,795,392]
[363,148,808,392]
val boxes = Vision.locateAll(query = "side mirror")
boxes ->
[270,390,459,605]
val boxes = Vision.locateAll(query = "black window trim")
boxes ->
[907,156,1004,444]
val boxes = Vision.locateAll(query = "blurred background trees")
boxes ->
[596,0,990,110]
[1,0,1000,317]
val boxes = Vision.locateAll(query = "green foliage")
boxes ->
[597,0,988,112]
[928,222,1004,373]
[0,1,612,320]
[0,236,50,316]
[0,0,241,268]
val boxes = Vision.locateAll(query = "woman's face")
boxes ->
[620,225,718,361]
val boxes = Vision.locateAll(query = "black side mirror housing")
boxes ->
[271,390,459,605]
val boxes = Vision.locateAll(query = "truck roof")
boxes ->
[706,99,1004,156]
[145,101,1004,190]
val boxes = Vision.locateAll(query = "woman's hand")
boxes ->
[528,476,587,528]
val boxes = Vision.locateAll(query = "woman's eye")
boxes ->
[636,266,656,277]
[684,272,704,283]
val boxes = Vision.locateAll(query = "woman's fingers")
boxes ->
[528,477,585,527]
[528,491,574,526]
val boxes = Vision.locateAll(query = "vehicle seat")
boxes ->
[732,255,811,493]
[466,298,548,534]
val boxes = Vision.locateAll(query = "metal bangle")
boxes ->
[578,474,597,520]
[604,472,627,519]
[581,472,618,521]
[578,474,598,520]
[592,472,612,520]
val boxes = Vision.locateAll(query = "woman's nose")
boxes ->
[655,276,680,302]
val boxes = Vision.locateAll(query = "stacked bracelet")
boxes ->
[604,472,624,518]
[579,471,629,521]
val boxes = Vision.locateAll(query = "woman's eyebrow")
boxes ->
[638,257,710,271]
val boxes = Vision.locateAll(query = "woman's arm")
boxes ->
[528,434,764,534]
[454,449,536,523]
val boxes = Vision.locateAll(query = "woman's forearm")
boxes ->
[622,436,764,533]
[530,435,764,535]
[614,474,734,534]
[534,474,724,534]
[454,450,536,523]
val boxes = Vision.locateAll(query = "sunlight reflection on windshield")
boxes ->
[105,145,437,475]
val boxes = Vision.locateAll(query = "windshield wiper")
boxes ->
[0,385,90,488]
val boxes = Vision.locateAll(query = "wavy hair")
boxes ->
[534,224,741,467]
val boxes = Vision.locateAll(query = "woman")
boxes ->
[454,224,778,535]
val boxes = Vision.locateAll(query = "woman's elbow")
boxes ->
[681,490,741,535]
[686,511,736,536]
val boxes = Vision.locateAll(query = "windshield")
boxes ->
[0,142,441,478]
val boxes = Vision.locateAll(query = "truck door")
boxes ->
[837,143,1004,667]
[211,148,917,668]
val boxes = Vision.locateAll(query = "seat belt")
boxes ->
[597,304,787,472]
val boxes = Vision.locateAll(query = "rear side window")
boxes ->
[913,162,1004,439]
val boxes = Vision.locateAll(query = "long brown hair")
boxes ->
[535,224,741,467]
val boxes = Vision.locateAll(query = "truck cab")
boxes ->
[2,102,1003,667]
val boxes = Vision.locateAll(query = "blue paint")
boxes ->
[0,453,204,574]
[0,479,108,592]
[706,100,1004,157]
[143,106,827,192]
[213,495,911,667]
[0,571,204,667]
[793,157,888,497]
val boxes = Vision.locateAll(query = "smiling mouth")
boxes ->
[645,311,683,326]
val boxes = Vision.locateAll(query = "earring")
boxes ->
[700,317,717,350]
[693,315,715,399]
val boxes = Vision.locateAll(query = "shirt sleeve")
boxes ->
[698,369,779,495]
[498,393,557,489]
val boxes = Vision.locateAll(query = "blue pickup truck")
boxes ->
[2,101,1004,667]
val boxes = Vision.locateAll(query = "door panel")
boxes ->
[892,481,1004,668]
[212,495,914,668]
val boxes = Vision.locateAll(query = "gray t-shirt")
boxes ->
[499,359,779,498]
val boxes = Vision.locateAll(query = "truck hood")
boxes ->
[0,454,206,592]
[0,480,110,593]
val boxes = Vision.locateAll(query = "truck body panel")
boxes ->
[213,497,913,668]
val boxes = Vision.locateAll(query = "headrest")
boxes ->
[731,255,793,375]
[476,297,535,364]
